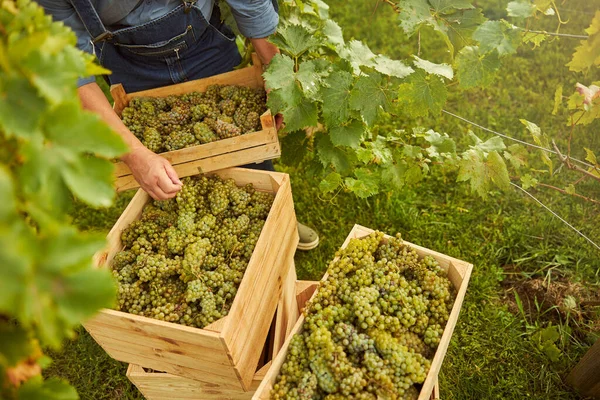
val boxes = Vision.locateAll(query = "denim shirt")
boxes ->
[37,0,279,86]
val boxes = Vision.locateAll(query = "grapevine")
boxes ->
[267,0,600,214]
[0,1,127,398]
[270,232,455,399]
[111,175,274,328]
[120,84,268,152]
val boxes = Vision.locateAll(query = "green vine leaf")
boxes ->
[382,162,408,190]
[445,8,487,54]
[317,134,351,173]
[584,148,598,166]
[424,130,456,157]
[567,11,600,73]
[319,172,342,193]
[457,46,501,89]
[269,24,323,58]
[397,0,432,37]
[17,376,79,400]
[0,325,34,368]
[44,102,128,159]
[520,119,553,172]
[397,69,448,116]
[373,55,414,79]
[552,85,563,115]
[370,136,394,165]
[507,0,536,18]
[468,131,506,154]
[330,120,365,148]
[320,70,354,126]
[504,144,529,170]
[343,40,377,73]
[263,54,296,91]
[473,20,521,56]
[1,227,115,347]
[323,19,345,48]
[457,149,510,197]
[522,31,547,48]
[282,96,319,131]
[280,130,308,166]
[521,173,538,189]
[25,46,85,103]
[349,72,394,126]
[61,156,116,208]
[296,60,330,100]
[413,56,453,80]
[0,78,46,139]
[344,168,380,198]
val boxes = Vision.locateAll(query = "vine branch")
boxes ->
[552,140,600,182]
[518,28,588,39]
[377,0,400,13]
[536,182,600,205]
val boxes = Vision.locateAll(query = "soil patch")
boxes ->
[501,267,600,335]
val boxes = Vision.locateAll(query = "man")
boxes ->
[39,0,319,250]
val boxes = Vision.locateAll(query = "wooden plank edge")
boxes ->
[115,143,281,192]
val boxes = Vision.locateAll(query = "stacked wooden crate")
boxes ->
[110,54,281,192]
[252,225,473,400]
[86,168,300,395]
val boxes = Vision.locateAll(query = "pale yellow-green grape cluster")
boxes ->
[121,84,267,152]
[271,232,455,400]
[111,175,274,328]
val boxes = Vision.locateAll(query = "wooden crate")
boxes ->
[253,224,473,400]
[126,280,319,400]
[85,168,299,391]
[111,54,280,192]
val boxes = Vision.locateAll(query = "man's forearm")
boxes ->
[250,37,279,67]
[77,82,145,162]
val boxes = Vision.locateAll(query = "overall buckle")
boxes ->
[92,31,113,43]
[183,1,196,13]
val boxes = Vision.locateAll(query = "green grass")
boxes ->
[44,1,600,399]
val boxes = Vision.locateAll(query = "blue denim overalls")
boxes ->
[71,0,274,171]
[71,0,242,92]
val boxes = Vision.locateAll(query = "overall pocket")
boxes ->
[114,25,195,57]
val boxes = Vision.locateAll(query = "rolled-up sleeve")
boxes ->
[226,0,279,38]
[36,0,96,87]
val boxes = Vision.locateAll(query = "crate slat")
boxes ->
[273,264,299,356]
[252,224,473,400]
[222,177,299,388]
[85,168,299,391]
[113,126,277,178]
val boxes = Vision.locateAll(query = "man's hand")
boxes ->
[77,83,183,200]
[250,38,284,130]
[122,147,182,200]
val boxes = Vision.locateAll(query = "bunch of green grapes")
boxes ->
[271,232,455,400]
[110,174,274,329]
[119,84,268,153]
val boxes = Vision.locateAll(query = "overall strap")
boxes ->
[71,0,113,43]
[182,0,198,13]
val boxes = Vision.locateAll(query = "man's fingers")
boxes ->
[164,162,183,186]
[157,172,181,195]
[148,185,176,200]
[146,188,161,201]
[275,113,284,130]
